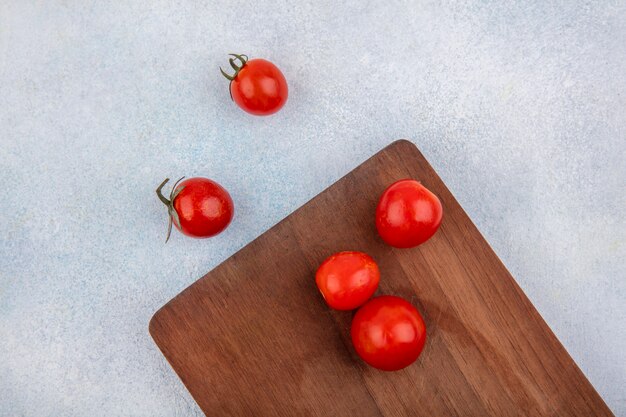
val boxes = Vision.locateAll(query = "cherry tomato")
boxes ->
[220,54,288,116]
[315,251,380,310]
[375,179,443,248]
[156,177,234,242]
[351,295,427,371]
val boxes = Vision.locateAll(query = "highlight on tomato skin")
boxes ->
[220,53,288,116]
[351,295,427,371]
[315,251,380,311]
[375,179,443,248]
[156,177,234,242]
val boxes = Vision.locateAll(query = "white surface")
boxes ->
[1,1,624,415]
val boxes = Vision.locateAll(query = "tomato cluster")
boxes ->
[154,53,444,372]
[316,179,442,371]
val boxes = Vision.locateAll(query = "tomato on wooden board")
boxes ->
[375,179,443,248]
[315,251,380,310]
[220,54,288,116]
[351,295,427,371]
[156,177,234,242]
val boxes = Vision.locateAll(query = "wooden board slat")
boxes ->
[150,140,613,417]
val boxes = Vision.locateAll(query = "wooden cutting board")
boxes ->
[150,140,613,417]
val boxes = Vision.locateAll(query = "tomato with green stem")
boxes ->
[156,177,234,242]
[220,53,288,116]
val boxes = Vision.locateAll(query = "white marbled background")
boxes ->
[1,1,624,415]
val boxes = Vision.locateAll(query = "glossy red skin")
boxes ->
[315,251,380,311]
[375,179,443,248]
[351,296,427,371]
[172,178,234,238]
[231,59,288,116]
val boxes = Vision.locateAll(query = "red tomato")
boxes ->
[315,251,380,310]
[375,179,443,248]
[220,54,288,116]
[156,177,234,242]
[351,295,427,371]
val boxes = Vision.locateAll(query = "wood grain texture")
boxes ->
[150,140,613,417]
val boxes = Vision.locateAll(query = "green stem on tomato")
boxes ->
[156,176,185,243]
[219,53,249,81]
[156,178,172,206]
